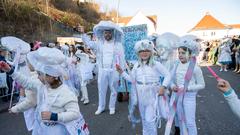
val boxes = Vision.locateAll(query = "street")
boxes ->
[0,66,239,135]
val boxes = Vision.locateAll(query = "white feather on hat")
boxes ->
[177,35,201,56]
[134,39,154,53]
[93,21,123,42]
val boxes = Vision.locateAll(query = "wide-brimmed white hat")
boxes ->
[93,20,123,42]
[176,35,201,56]
[1,36,30,54]
[27,47,65,77]
[134,39,154,53]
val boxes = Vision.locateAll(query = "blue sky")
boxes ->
[95,0,240,36]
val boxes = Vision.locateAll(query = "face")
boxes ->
[37,71,55,85]
[37,71,46,84]
[0,50,7,57]
[139,50,152,61]
[104,30,113,41]
[178,48,190,63]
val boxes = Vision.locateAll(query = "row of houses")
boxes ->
[116,11,240,40]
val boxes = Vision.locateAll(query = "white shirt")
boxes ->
[102,40,114,68]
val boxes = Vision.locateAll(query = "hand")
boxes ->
[172,86,178,92]
[41,111,52,120]
[158,86,165,96]
[217,79,231,93]
[80,27,85,34]
[0,61,11,72]
[8,108,13,113]
[116,64,123,74]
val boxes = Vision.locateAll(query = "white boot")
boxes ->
[81,86,89,104]
[95,108,104,115]
[83,99,89,105]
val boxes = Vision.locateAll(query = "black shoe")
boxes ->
[174,126,180,135]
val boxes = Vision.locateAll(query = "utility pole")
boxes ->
[116,0,120,24]
[46,0,53,32]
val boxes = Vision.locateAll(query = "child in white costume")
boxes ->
[82,21,126,115]
[218,38,232,72]
[1,36,36,131]
[170,35,205,135]
[0,47,83,135]
[75,50,94,105]
[155,32,179,71]
[116,39,171,135]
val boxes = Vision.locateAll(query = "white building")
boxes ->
[117,11,157,35]
[189,12,240,40]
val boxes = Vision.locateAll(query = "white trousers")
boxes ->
[137,85,158,135]
[97,68,119,111]
[81,81,89,101]
[175,92,197,135]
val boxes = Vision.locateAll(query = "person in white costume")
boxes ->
[75,50,94,105]
[1,36,36,131]
[116,39,171,135]
[216,79,240,119]
[171,35,205,135]
[82,21,126,115]
[218,38,232,72]
[0,47,82,135]
[155,32,179,71]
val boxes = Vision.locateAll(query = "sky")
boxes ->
[95,0,240,36]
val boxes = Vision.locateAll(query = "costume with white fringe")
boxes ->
[165,35,205,135]
[121,39,171,135]
[1,36,36,131]
[7,47,88,135]
[155,32,179,71]
[75,51,95,104]
[82,21,126,114]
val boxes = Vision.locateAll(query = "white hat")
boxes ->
[93,21,123,42]
[134,39,154,53]
[221,37,232,45]
[1,36,30,54]
[177,35,201,56]
[27,47,65,77]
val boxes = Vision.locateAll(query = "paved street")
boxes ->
[0,66,239,135]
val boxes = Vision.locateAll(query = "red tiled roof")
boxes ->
[190,13,227,31]
[229,24,240,29]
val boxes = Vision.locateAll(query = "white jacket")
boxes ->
[82,34,126,70]
[171,61,205,92]
[224,89,240,119]
[11,72,38,113]
[11,71,80,123]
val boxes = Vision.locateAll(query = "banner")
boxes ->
[122,24,148,61]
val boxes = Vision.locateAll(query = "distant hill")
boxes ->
[0,0,111,42]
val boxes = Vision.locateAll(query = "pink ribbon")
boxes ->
[207,66,221,80]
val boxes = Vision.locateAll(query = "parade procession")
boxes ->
[0,0,240,135]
